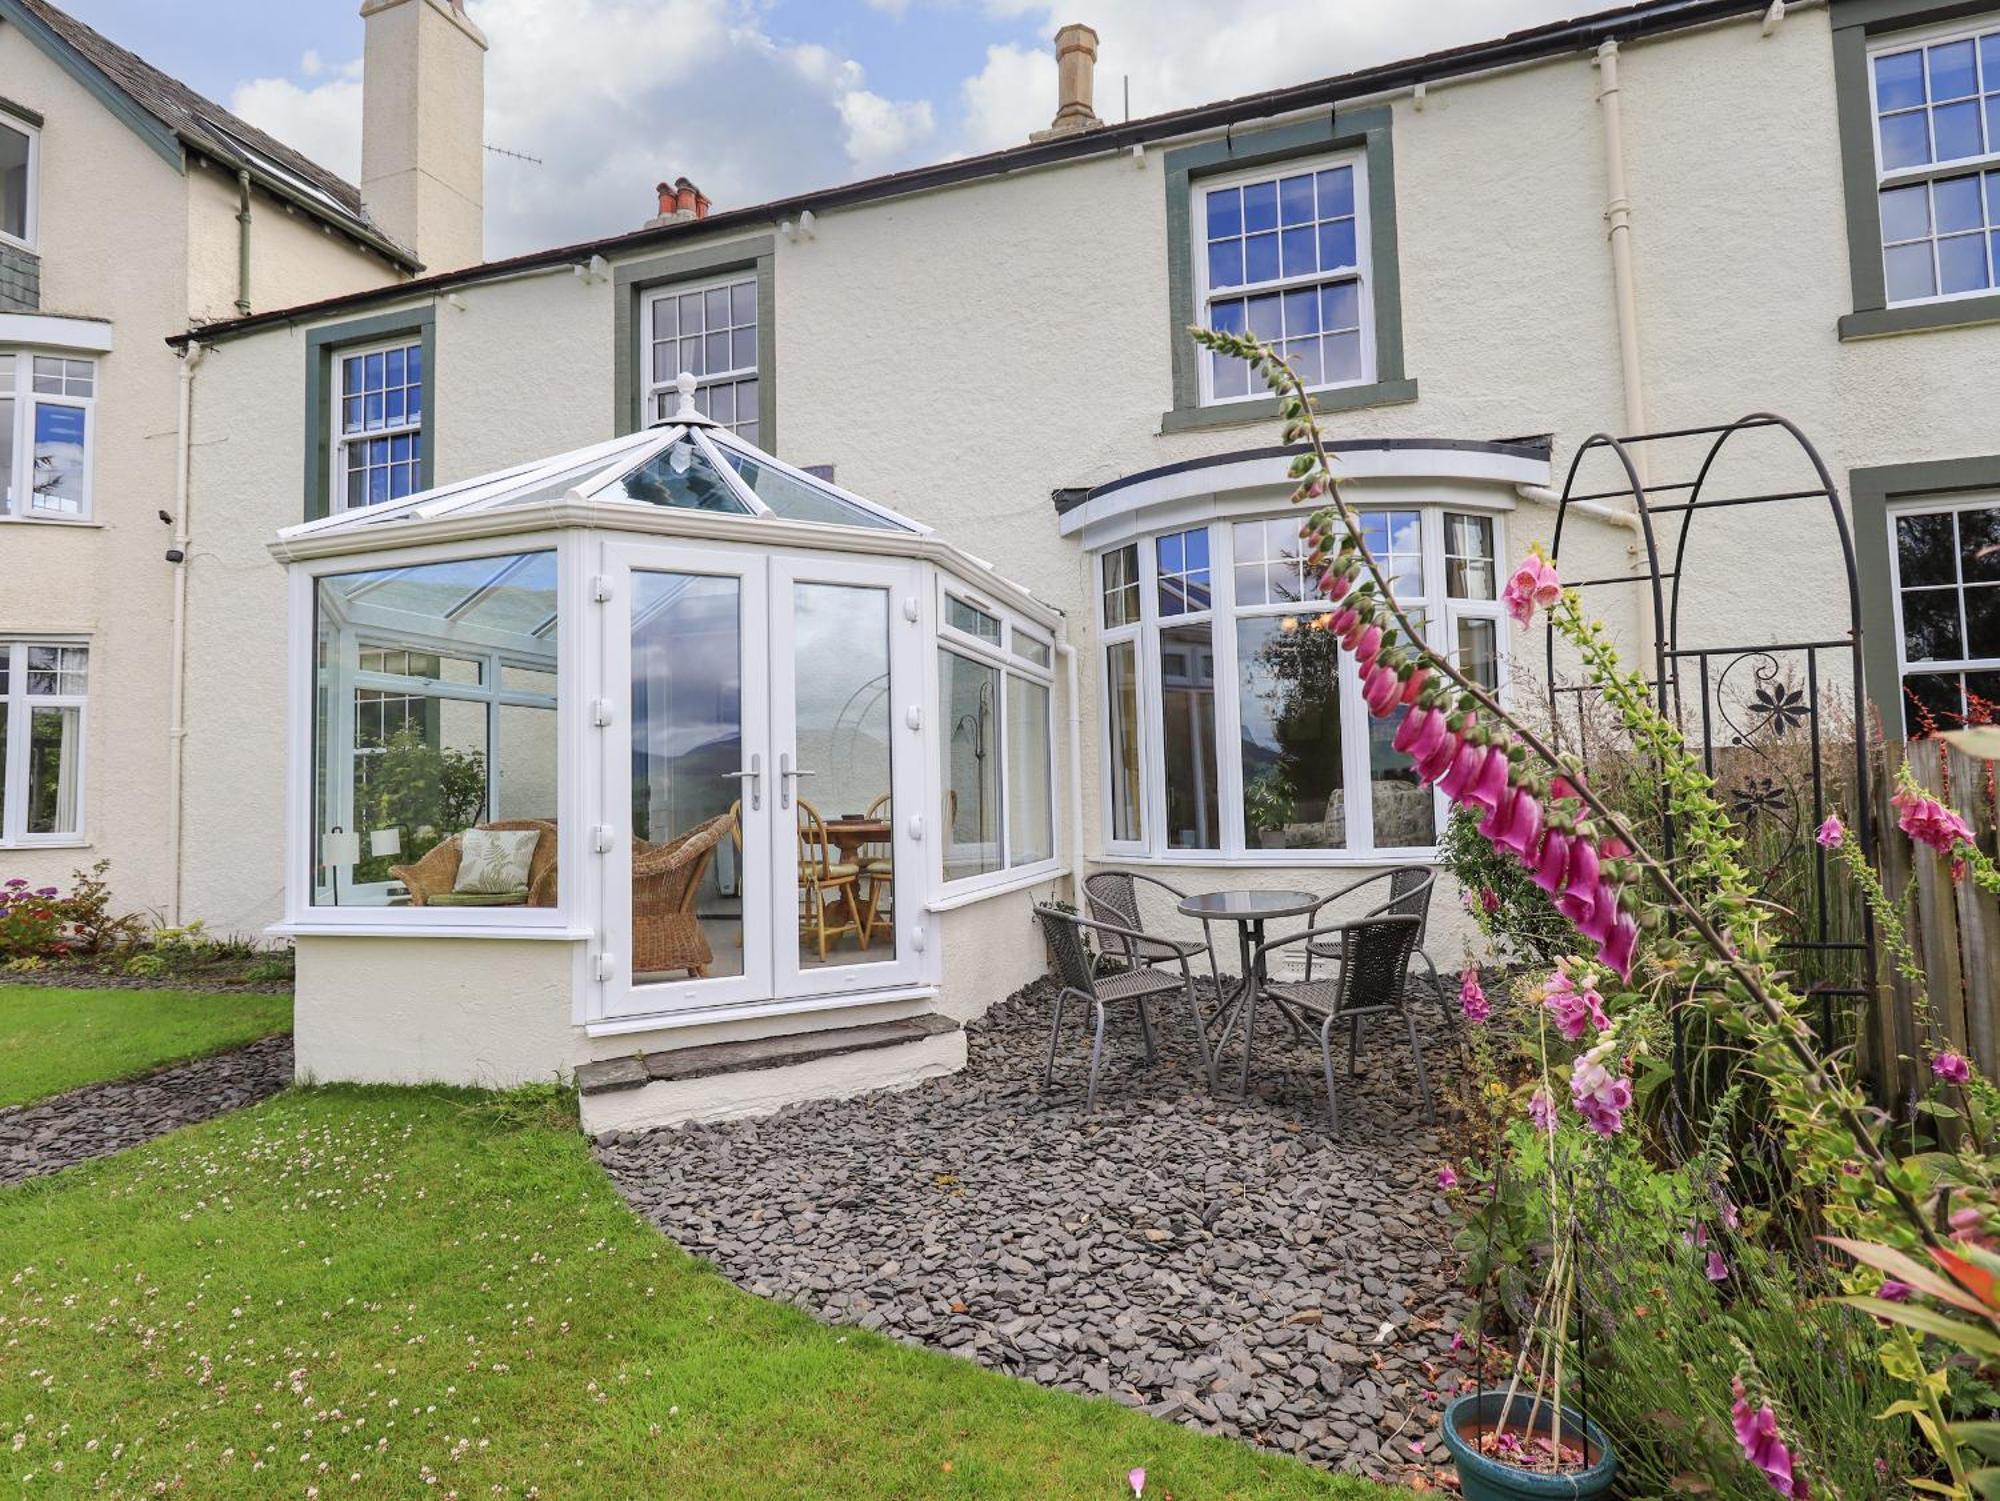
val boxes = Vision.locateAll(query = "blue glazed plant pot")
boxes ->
[1439,1390,1617,1501]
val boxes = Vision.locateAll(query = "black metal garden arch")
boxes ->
[1543,414,1877,1115]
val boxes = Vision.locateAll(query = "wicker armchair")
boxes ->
[632,811,735,978]
[390,819,558,907]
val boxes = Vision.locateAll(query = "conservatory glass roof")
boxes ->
[283,374,928,543]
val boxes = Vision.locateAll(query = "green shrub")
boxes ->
[122,952,169,979]
[52,860,144,956]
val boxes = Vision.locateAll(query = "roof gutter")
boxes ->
[171,0,1786,349]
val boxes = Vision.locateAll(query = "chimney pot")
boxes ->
[1034,22,1101,141]
[646,175,713,227]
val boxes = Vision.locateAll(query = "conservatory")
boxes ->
[273,376,1070,1105]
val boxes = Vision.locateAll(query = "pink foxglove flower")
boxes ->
[1543,971,1609,1041]
[1479,886,1501,914]
[1731,1383,1806,1498]
[1527,1087,1556,1135]
[1933,1051,1971,1085]
[1436,1166,1458,1190]
[1501,553,1562,628]
[1706,1249,1730,1283]
[1459,967,1490,1023]
[1814,816,1844,849]
[1892,785,1974,855]
[1437,741,1488,803]
[1569,1042,1632,1138]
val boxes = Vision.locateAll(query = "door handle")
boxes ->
[777,752,818,810]
[720,753,762,812]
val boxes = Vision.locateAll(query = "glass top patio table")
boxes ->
[1178,888,1321,1099]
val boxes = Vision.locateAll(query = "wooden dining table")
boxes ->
[821,816,892,945]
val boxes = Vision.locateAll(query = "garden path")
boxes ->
[597,983,1471,1482]
[0,1035,292,1186]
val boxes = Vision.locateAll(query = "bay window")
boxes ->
[1097,505,1504,860]
[1,352,94,520]
[1,641,87,844]
[938,587,1058,885]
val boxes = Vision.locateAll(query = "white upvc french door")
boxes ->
[598,540,926,1022]
[767,552,927,1001]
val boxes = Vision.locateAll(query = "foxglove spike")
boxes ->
[1465,747,1512,811]
[1437,741,1487,803]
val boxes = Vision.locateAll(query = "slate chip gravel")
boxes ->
[596,981,1473,1481]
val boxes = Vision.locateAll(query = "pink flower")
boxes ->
[1542,970,1609,1042]
[1952,1206,1994,1249]
[1933,1051,1971,1085]
[1128,1467,1146,1498]
[1527,1087,1557,1135]
[1479,886,1500,914]
[1459,967,1490,1023]
[1877,1279,1913,1302]
[1706,1249,1730,1283]
[1814,816,1844,850]
[1569,1042,1632,1137]
[1892,786,1974,856]
[1501,553,1562,628]
[1436,1166,1458,1190]
[1731,1385,1806,1498]
[1954,856,1969,883]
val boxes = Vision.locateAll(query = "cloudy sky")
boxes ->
[62,0,1580,257]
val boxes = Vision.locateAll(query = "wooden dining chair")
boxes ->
[797,799,862,961]
[857,793,893,948]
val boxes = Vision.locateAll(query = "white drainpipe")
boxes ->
[167,339,205,926]
[1593,38,1657,654]
[1057,639,1086,894]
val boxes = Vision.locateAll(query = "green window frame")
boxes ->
[303,307,436,522]
[1833,0,2000,338]
[612,235,776,442]
[1853,452,2000,732]
[1162,107,1414,433]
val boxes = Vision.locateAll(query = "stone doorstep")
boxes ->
[574,1012,961,1096]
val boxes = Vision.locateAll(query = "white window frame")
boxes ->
[640,272,760,436]
[1866,15,2000,308]
[1189,149,1375,407]
[1093,503,1508,865]
[1098,542,1148,858]
[933,576,1061,896]
[1886,490,2000,732]
[289,535,580,934]
[331,337,425,514]
[0,351,96,523]
[0,637,89,847]
[0,113,38,253]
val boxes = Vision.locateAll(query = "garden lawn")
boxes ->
[0,984,291,1108]
[0,1086,1403,1500]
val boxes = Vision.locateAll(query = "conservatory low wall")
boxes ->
[292,880,1062,1091]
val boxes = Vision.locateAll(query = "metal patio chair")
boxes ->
[1301,867,1447,1021]
[1081,870,1223,1013]
[1033,904,1214,1110]
[1257,912,1432,1133]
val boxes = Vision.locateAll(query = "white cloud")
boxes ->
[957,42,1052,155]
[227,0,937,257]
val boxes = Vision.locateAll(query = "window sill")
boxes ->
[1160,378,1418,434]
[0,839,89,851]
[1839,295,2000,340]
[271,921,592,941]
[0,515,102,528]
[929,861,1068,911]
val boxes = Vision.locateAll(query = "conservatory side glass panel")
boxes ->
[313,550,559,908]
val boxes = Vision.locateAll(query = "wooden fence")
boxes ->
[1867,740,2000,1105]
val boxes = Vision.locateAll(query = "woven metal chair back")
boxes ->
[1384,867,1436,945]
[1082,872,1146,961]
[1334,915,1422,1018]
[1034,906,1097,997]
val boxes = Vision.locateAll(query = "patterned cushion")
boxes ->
[454,828,542,894]
[428,890,530,907]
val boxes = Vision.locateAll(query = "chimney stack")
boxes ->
[1032,23,1101,141]
[359,0,488,272]
[646,176,712,228]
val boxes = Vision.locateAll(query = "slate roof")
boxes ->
[7,0,416,266]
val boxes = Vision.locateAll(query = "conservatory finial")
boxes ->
[671,370,707,424]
